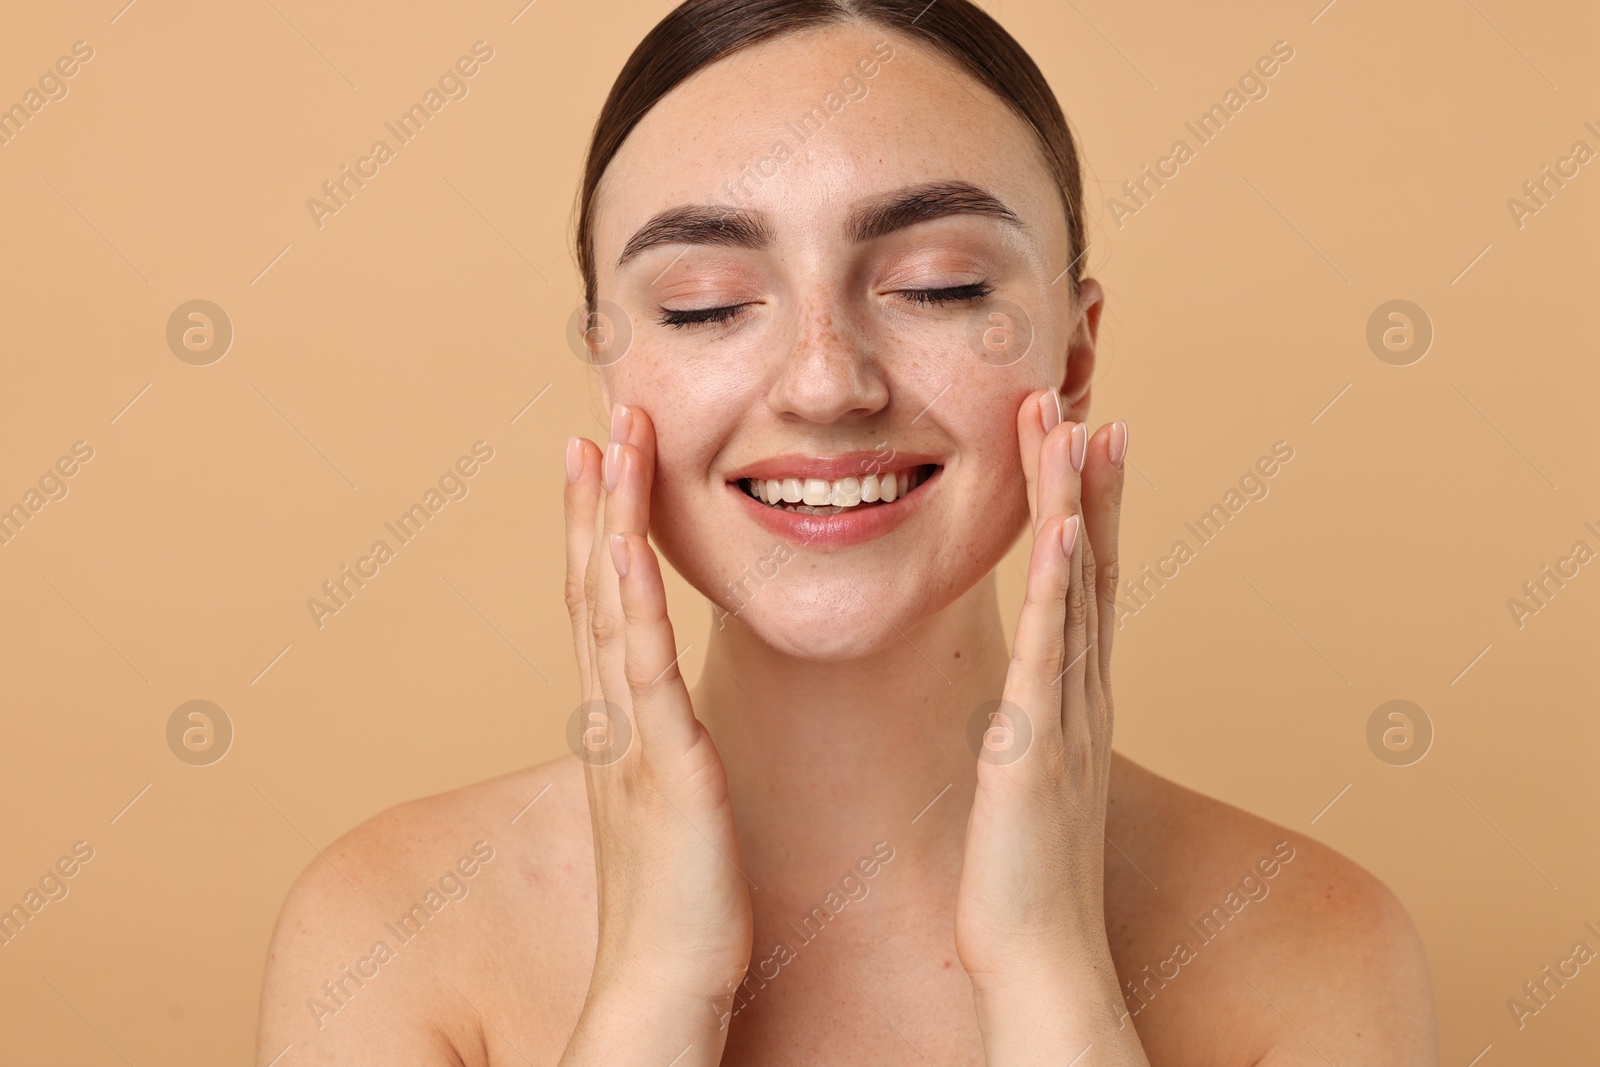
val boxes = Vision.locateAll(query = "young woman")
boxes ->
[259,2,1437,1063]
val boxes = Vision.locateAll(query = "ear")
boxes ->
[1060,277,1104,425]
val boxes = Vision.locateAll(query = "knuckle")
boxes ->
[627,656,677,701]
[564,574,588,618]
[1066,573,1092,630]
[589,604,625,650]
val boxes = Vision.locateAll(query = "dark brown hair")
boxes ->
[573,0,1085,312]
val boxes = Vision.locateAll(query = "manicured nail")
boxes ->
[609,533,630,578]
[1061,514,1080,558]
[605,442,623,490]
[565,437,584,484]
[610,403,631,444]
[1109,420,1128,467]
[1039,390,1062,433]
[1069,422,1087,472]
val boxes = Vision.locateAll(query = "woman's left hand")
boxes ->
[954,389,1148,1065]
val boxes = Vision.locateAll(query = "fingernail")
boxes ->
[609,533,630,578]
[610,403,631,444]
[1039,390,1062,433]
[565,437,584,484]
[1061,514,1080,558]
[605,442,623,490]
[1070,422,1087,472]
[1109,420,1128,468]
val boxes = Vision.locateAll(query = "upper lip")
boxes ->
[725,452,942,482]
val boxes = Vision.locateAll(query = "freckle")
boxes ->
[943,959,951,968]
[953,650,961,659]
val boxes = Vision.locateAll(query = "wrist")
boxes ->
[970,949,1136,1063]
[564,973,738,1067]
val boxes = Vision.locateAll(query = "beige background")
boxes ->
[1,0,1595,1062]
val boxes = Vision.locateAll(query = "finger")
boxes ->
[1060,505,1093,748]
[1076,427,1100,708]
[611,530,702,759]
[616,402,657,476]
[584,420,640,736]
[1035,413,1083,531]
[564,436,604,694]
[1083,420,1127,696]
[998,512,1075,770]
[1016,388,1060,530]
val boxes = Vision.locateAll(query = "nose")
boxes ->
[767,296,889,424]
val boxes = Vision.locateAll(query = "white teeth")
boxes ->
[745,468,926,510]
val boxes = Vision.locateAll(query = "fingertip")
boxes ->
[566,436,585,484]
[609,532,630,578]
[1061,513,1081,559]
[1039,388,1063,433]
[604,442,624,490]
[1069,422,1087,473]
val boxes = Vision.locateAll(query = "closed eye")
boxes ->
[898,281,993,307]
[654,281,995,329]
[656,304,748,329]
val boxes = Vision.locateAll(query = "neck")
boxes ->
[693,574,1010,906]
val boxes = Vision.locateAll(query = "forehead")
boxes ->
[592,22,1065,268]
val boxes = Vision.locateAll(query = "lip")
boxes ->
[728,461,942,549]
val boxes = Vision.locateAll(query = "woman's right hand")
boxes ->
[560,403,753,1064]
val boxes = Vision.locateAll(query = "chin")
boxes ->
[721,587,919,661]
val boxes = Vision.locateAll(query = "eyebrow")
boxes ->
[615,180,1025,268]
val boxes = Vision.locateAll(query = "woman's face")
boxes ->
[589,23,1101,660]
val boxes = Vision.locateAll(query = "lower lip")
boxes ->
[729,470,940,549]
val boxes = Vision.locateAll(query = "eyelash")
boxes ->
[654,282,994,330]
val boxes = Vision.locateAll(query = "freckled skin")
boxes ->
[257,23,1438,1067]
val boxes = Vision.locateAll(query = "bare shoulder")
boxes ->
[1106,754,1439,1066]
[256,755,598,1066]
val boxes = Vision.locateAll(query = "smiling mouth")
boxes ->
[737,465,939,515]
